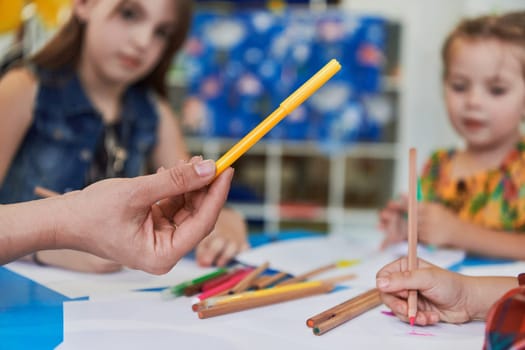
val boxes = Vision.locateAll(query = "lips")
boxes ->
[118,54,142,69]
[462,117,485,130]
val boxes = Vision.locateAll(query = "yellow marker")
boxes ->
[200,280,326,308]
[215,59,342,176]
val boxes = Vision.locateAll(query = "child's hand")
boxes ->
[34,250,122,273]
[195,208,250,267]
[418,202,461,247]
[378,195,408,249]
[376,257,472,325]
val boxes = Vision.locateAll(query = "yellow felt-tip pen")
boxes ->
[193,280,328,311]
[215,59,342,176]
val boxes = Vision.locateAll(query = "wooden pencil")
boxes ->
[201,268,252,292]
[197,282,334,319]
[310,288,382,335]
[196,269,253,301]
[182,268,230,296]
[306,288,379,328]
[253,272,288,289]
[318,273,356,285]
[227,261,269,294]
[275,263,338,286]
[407,147,418,325]
[194,280,329,311]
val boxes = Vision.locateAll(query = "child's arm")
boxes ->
[0,67,37,183]
[450,219,525,260]
[418,202,525,260]
[152,98,249,267]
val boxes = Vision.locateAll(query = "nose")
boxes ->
[131,25,153,51]
[465,86,483,108]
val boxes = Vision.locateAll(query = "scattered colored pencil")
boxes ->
[307,288,382,335]
[276,259,359,286]
[161,267,228,299]
[197,282,334,319]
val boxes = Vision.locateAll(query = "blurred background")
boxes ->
[1,0,524,236]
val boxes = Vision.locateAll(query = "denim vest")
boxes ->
[0,67,159,203]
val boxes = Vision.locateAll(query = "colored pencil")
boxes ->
[407,147,418,326]
[227,261,269,294]
[276,259,359,286]
[194,280,330,311]
[201,268,253,292]
[161,267,228,299]
[253,271,288,289]
[306,288,379,328]
[214,59,341,176]
[308,288,382,335]
[197,282,334,319]
[195,269,253,301]
[182,268,231,296]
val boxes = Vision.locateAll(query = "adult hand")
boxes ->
[57,158,233,274]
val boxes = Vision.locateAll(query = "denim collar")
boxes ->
[38,66,144,125]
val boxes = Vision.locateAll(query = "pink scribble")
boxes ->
[381,310,396,317]
[409,330,435,337]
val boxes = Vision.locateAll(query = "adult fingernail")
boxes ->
[377,277,389,288]
[194,160,215,177]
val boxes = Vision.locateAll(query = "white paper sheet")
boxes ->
[4,258,218,298]
[236,234,465,289]
[58,288,484,350]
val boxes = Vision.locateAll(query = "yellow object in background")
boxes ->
[0,0,71,34]
[0,0,25,34]
[33,0,71,28]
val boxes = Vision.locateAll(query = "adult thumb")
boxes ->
[134,159,217,204]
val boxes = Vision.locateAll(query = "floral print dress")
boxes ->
[420,139,525,231]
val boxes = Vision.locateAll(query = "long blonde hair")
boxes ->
[441,11,525,80]
[31,0,193,97]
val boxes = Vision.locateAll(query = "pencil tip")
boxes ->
[409,316,415,327]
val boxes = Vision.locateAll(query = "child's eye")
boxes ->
[154,28,171,40]
[120,7,139,21]
[489,86,506,96]
[449,82,467,92]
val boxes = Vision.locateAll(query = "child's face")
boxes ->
[444,38,525,150]
[78,0,176,86]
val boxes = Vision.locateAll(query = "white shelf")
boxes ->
[228,201,379,231]
[186,137,399,159]
[186,136,398,234]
